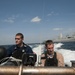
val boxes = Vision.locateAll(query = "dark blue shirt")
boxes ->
[7,43,33,59]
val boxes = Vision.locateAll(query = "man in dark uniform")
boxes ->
[4,33,34,66]
[7,33,33,59]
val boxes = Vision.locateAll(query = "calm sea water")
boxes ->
[59,42,75,51]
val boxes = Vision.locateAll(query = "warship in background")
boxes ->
[53,33,75,42]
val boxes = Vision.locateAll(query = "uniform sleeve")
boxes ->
[7,45,15,57]
[26,46,33,53]
[57,52,65,67]
[29,46,33,53]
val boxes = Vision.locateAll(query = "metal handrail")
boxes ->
[0,66,75,75]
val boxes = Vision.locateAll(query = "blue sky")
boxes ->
[0,0,75,45]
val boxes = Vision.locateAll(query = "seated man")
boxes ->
[41,40,64,67]
[2,33,35,66]
[7,33,33,59]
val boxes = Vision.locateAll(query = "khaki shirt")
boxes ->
[41,52,65,67]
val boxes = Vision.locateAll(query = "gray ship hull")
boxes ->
[54,38,75,42]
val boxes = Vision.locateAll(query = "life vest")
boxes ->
[44,52,58,66]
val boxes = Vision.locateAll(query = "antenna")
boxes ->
[38,0,45,66]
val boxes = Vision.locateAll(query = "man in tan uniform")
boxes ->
[41,40,64,67]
